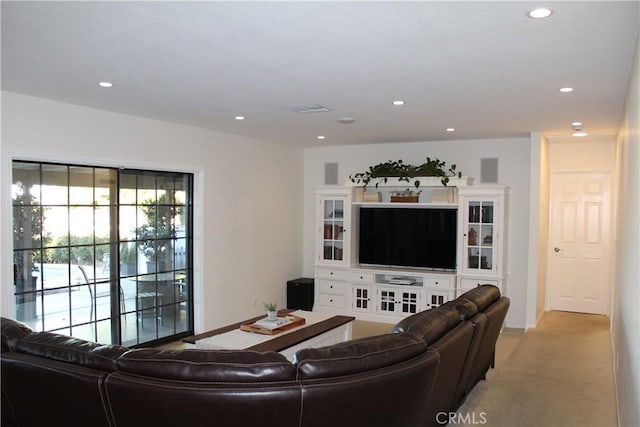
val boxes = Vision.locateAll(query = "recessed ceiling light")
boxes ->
[337,117,356,124]
[572,132,588,137]
[571,121,583,127]
[98,81,113,88]
[528,8,553,19]
[559,87,574,93]
[446,128,455,132]
[234,116,245,121]
[392,100,405,106]
[317,135,326,140]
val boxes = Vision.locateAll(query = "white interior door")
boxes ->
[548,172,612,314]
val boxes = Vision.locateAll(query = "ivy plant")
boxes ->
[349,157,462,188]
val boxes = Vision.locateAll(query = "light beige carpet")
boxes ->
[351,319,394,339]
[457,310,617,427]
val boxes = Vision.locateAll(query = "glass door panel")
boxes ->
[481,248,493,270]
[321,199,345,261]
[480,225,493,246]
[465,199,496,272]
[13,161,194,347]
[481,203,494,223]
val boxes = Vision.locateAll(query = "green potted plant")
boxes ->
[349,157,462,189]
[263,302,278,321]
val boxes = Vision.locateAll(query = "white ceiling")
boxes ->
[2,1,638,146]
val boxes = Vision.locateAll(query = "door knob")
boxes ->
[554,247,562,253]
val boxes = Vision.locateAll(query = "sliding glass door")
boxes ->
[11,161,193,347]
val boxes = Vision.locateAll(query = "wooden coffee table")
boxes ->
[183,310,355,360]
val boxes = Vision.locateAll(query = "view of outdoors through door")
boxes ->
[12,161,193,346]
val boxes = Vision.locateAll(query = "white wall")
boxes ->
[612,34,640,427]
[548,139,618,171]
[1,91,305,332]
[526,132,550,329]
[303,138,531,328]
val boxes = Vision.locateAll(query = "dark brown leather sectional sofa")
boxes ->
[1,285,508,427]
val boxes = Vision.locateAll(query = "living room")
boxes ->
[1,2,639,426]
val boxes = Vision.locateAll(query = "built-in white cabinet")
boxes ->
[313,184,507,323]
[376,286,422,316]
[316,188,352,266]
[351,271,374,313]
[352,285,373,313]
[316,268,348,310]
[457,187,507,295]
[314,264,457,323]
[426,290,450,309]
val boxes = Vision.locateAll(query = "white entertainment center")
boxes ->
[314,178,507,324]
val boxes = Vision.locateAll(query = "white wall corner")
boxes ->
[525,132,543,328]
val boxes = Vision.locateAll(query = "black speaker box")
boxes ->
[286,278,315,311]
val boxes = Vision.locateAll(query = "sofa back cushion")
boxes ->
[105,370,301,427]
[464,297,510,391]
[423,321,476,427]
[295,332,427,380]
[2,351,115,427]
[16,331,128,372]
[1,317,32,352]
[392,306,462,344]
[298,347,440,427]
[457,284,501,312]
[117,348,296,382]
[440,298,479,320]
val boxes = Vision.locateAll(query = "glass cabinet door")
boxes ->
[378,288,397,313]
[321,199,345,262]
[400,291,419,314]
[466,200,495,272]
[353,286,372,312]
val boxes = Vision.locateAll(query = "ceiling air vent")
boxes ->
[286,104,331,113]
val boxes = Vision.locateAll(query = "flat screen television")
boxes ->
[358,207,457,271]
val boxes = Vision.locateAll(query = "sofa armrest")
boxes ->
[1,317,32,352]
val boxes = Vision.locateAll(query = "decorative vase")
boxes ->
[267,310,277,321]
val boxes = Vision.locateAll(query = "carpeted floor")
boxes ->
[457,310,617,427]
[351,319,394,339]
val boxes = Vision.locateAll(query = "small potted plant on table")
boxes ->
[263,302,278,321]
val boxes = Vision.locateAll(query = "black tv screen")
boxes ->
[358,207,457,271]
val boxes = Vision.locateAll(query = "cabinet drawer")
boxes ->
[458,278,500,293]
[316,268,349,280]
[318,280,346,295]
[318,293,346,308]
[423,277,453,290]
[349,271,374,283]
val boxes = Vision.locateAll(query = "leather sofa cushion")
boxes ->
[117,349,296,382]
[15,331,128,372]
[1,317,32,352]
[440,298,479,320]
[295,333,427,379]
[457,284,501,311]
[392,306,461,344]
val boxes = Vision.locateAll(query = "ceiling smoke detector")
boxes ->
[286,104,331,113]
